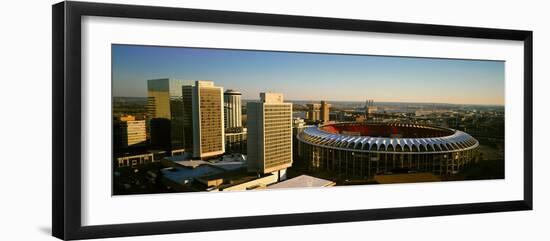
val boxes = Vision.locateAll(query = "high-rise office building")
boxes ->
[320,100,331,123]
[182,85,194,151]
[224,89,242,129]
[188,81,225,159]
[247,93,293,179]
[113,115,146,150]
[147,78,193,150]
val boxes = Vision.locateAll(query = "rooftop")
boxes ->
[161,153,247,173]
[260,92,284,103]
[267,175,335,189]
[224,89,242,95]
[320,122,454,138]
[161,166,224,185]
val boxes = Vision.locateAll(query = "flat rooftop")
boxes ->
[161,166,224,184]
[161,153,246,171]
[267,175,335,189]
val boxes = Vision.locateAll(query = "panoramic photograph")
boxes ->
[112,44,505,195]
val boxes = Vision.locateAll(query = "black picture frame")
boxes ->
[52,1,533,240]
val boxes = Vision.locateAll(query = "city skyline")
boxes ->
[113,44,505,106]
[112,44,505,195]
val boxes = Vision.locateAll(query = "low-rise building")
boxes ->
[113,115,147,150]
[116,153,155,168]
[160,153,250,191]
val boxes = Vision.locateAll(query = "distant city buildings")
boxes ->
[224,89,242,129]
[306,101,331,123]
[113,115,146,150]
[365,99,375,119]
[147,78,193,150]
[306,103,321,122]
[247,92,293,180]
[320,101,331,123]
[189,81,225,159]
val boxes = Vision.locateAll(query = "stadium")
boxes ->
[297,122,480,179]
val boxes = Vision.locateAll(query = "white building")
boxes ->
[247,92,293,180]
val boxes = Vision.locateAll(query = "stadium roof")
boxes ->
[298,122,479,154]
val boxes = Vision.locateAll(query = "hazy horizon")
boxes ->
[112,44,505,105]
[113,96,504,107]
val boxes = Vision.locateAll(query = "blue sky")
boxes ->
[112,44,505,105]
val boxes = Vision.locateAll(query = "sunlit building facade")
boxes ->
[247,93,293,179]
[320,101,331,123]
[306,101,331,123]
[190,81,225,159]
[113,115,146,150]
